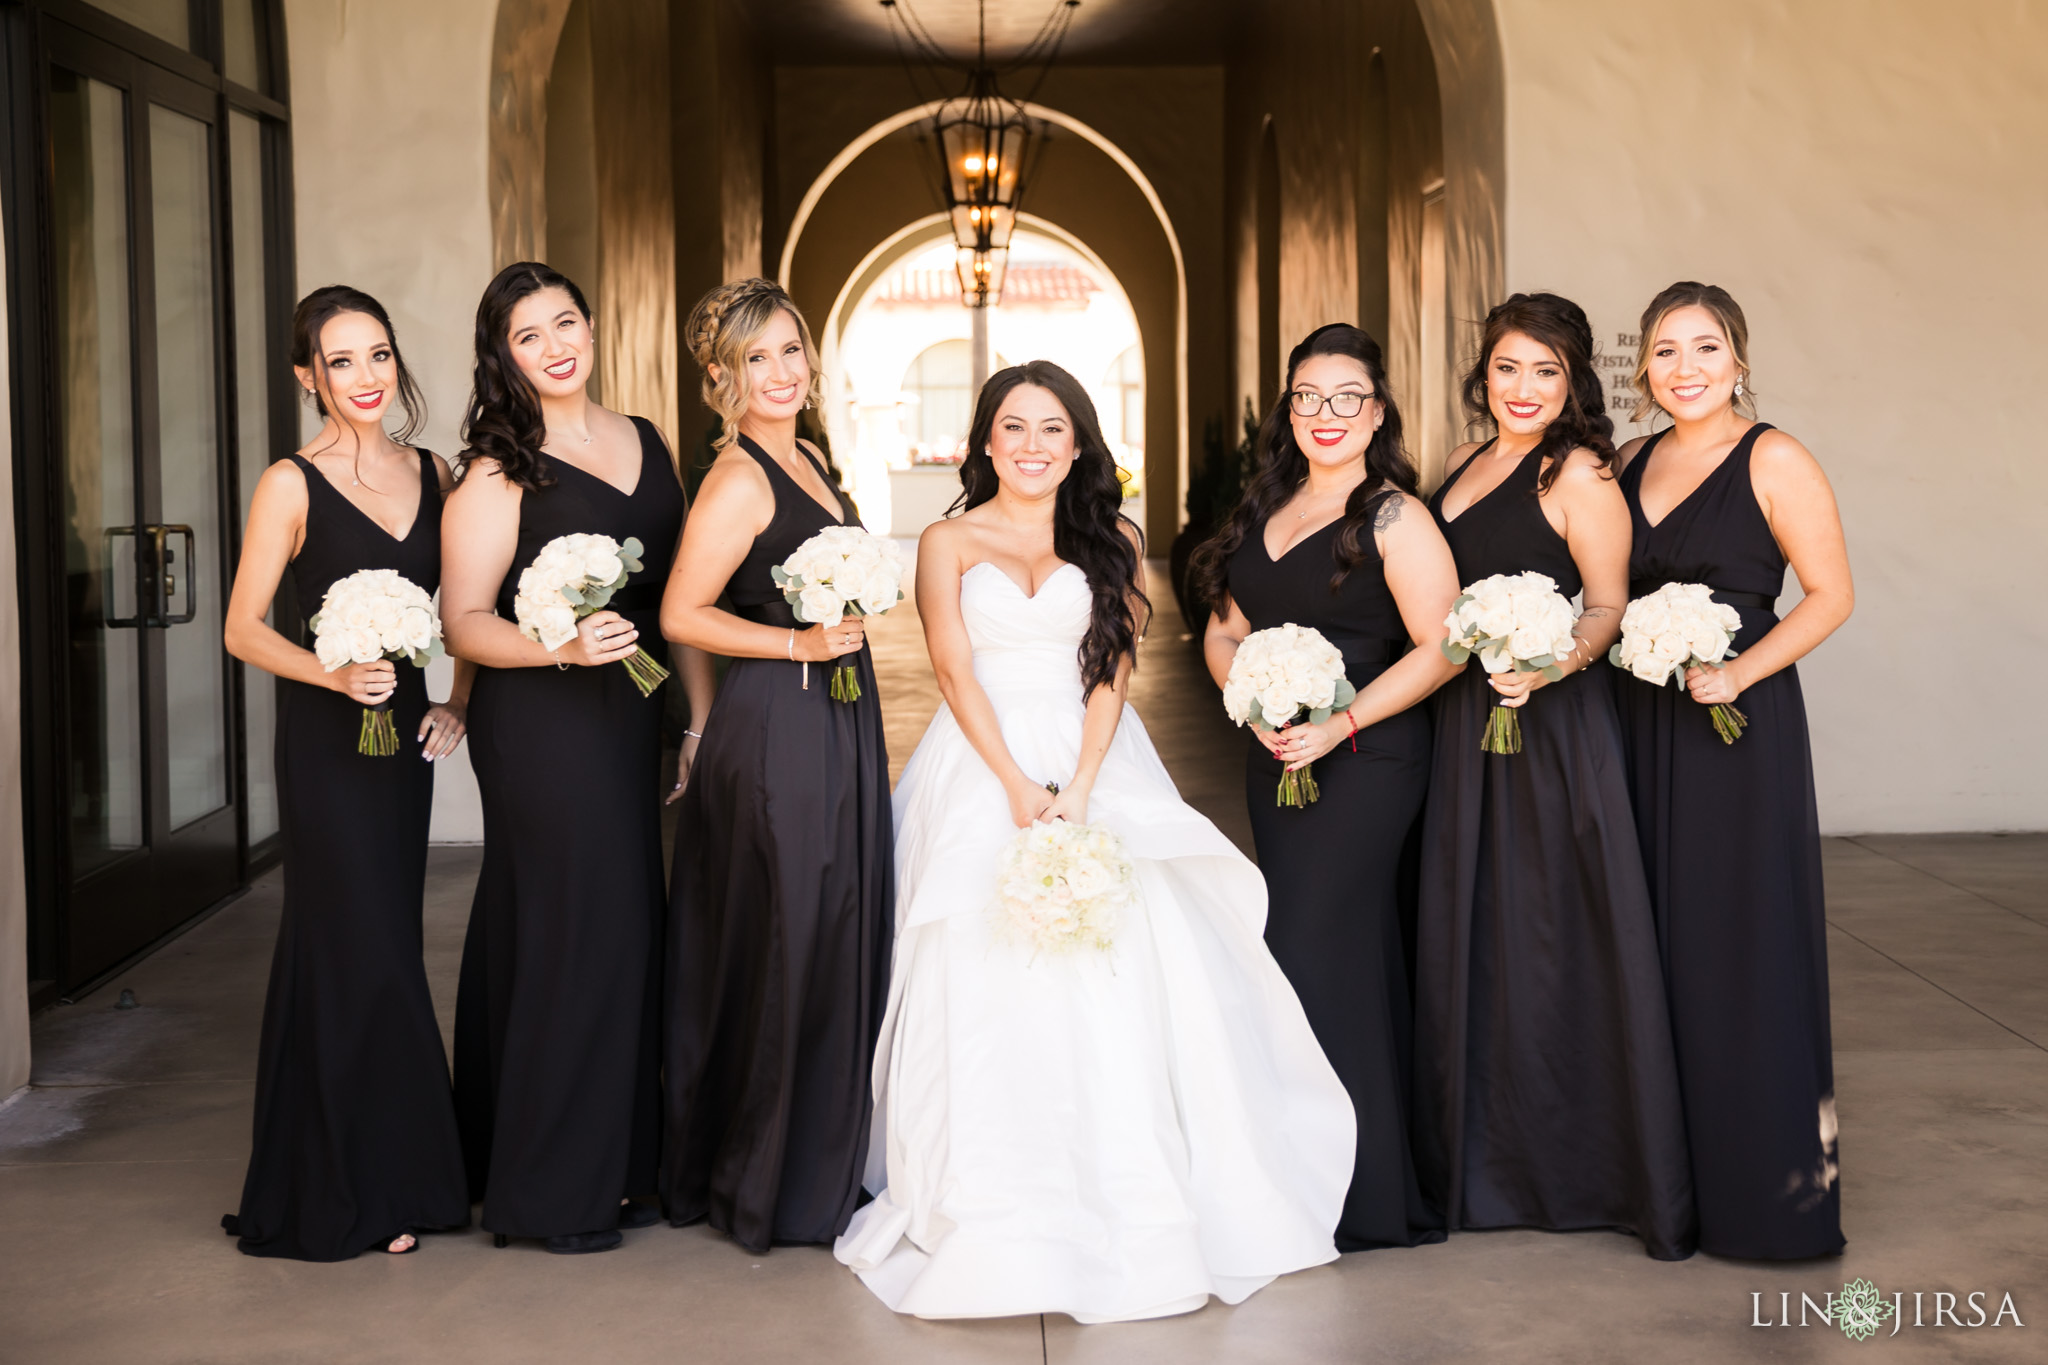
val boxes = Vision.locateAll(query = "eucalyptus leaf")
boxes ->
[1524,654,1554,671]
[1540,664,1564,682]
[1333,679,1358,707]
[1607,643,1625,666]
[771,566,792,586]
[559,584,587,607]
[308,612,325,632]
[621,537,644,560]
[1308,706,1333,725]
[1442,641,1471,664]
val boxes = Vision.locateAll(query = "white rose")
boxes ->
[401,607,435,653]
[582,547,625,587]
[536,604,578,650]
[798,583,847,626]
[858,585,898,617]
[345,626,382,663]
[1630,651,1673,684]
[1508,625,1551,661]
[832,562,871,601]
[314,631,352,672]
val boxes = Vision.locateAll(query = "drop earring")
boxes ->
[1734,375,1746,399]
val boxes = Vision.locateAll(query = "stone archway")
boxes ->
[780,104,1188,551]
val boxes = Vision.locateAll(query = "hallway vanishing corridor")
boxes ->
[1,568,2043,1364]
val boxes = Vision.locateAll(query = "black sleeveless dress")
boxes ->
[662,435,893,1253]
[1616,423,1843,1259]
[1414,442,1696,1261]
[452,417,683,1240]
[1222,501,1445,1252]
[230,449,469,1260]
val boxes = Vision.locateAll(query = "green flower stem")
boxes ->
[1275,761,1321,808]
[830,663,862,703]
[1709,701,1749,744]
[358,704,399,757]
[619,648,671,697]
[1481,700,1523,755]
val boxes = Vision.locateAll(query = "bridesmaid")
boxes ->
[660,278,891,1253]
[1414,292,1696,1261]
[1614,282,1852,1259]
[221,285,469,1259]
[1196,323,1461,1251]
[442,262,709,1254]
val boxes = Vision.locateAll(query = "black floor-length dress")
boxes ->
[662,435,893,1253]
[231,449,469,1260]
[453,417,682,1240]
[1414,442,1696,1261]
[1223,504,1445,1252]
[1615,424,1843,1259]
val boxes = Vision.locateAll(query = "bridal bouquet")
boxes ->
[1610,581,1748,743]
[772,525,904,702]
[1441,572,1581,755]
[992,819,1134,956]
[1222,623,1358,808]
[513,533,671,696]
[310,568,443,756]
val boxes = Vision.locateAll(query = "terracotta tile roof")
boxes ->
[871,263,1100,309]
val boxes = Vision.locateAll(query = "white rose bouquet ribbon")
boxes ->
[991,818,1135,957]
[512,533,672,696]
[309,567,444,756]
[1609,581,1748,743]
[772,525,905,702]
[1222,622,1358,808]
[1440,571,1581,755]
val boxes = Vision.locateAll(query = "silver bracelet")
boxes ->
[684,729,703,739]
[786,627,795,661]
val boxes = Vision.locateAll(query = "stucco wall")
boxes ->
[1497,0,2048,832]
[0,187,30,1097]
[285,0,496,841]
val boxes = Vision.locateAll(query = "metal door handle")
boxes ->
[155,525,196,625]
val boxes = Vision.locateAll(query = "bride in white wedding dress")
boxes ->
[834,362,1355,1323]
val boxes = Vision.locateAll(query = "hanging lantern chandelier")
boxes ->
[882,0,1080,308]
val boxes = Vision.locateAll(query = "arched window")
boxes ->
[1103,345,1144,453]
[902,340,975,461]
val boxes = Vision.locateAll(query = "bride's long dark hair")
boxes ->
[951,360,1149,698]
[1190,323,1416,610]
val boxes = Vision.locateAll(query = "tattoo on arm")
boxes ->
[1371,494,1405,534]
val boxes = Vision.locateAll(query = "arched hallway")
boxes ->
[2,561,2043,1362]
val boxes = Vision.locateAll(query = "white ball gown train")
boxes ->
[834,562,1356,1322]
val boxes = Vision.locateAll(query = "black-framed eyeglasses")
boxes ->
[1287,389,1375,419]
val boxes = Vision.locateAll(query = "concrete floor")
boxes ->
[4,569,2045,1363]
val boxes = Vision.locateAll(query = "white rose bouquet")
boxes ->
[1610,581,1748,743]
[991,819,1135,956]
[1440,571,1581,755]
[309,567,443,756]
[512,533,671,696]
[1222,622,1358,807]
[772,525,905,702]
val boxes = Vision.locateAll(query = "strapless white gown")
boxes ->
[834,562,1356,1322]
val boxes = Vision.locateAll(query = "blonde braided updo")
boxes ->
[684,278,825,450]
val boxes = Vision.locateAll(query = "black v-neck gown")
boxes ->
[1414,443,1696,1261]
[1615,424,1843,1259]
[1222,502,1445,1252]
[452,417,684,1240]
[230,449,469,1260]
[662,436,893,1253]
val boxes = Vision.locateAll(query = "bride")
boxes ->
[834,361,1356,1322]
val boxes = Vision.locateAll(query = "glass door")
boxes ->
[42,22,242,985]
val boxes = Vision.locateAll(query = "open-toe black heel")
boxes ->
[544,1229,623,1255]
